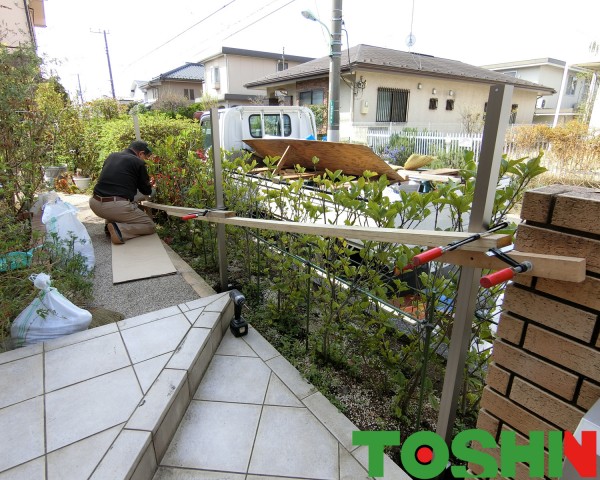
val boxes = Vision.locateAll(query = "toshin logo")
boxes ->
[352,429,597,478]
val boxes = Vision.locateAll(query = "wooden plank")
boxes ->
[244,138,408,183]
[274,145,290,174]
[143,201,511,251]
[440,250,586,282]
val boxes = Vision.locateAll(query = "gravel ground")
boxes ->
[63,193,202,319]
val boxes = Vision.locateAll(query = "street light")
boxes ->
[301,1,342,142]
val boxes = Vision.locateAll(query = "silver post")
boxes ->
[210,106,228,291]
[436,84,514,445]
[328,0,342,142]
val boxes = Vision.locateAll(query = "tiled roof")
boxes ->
[245,44,555,93]
[151,63,205,82]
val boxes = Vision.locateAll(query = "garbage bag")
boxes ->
[11,273,92,348]
[42,198,95,270]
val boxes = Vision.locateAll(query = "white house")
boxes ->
[245,44,555,137]
[482,58,591,125]
[0,0,45,48]
[198,47,314,107]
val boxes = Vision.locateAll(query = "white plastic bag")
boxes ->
[11,273,92,348]
[42,198,95,270]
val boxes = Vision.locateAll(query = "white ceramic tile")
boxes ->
[0,397,45,472]
[0,457,45,480]
[246,476,308,480]
[242,326,280,361]
[192,311,221,329]
[193,355,270,404]
[153,467,245,479]
[166,328,210,371]
[0,354,43,408]
[0,343,42,365]
[90,429,154,480]
[202,293,230,312]
[187,341,213,397]
[178,303,190,313]
[152,374,190,462]
[161,400,261,473]
[47,424,122,480]
[134,353,172,393]
[303,391,359,450]
[45,332,130,392]
[43,323,118,352]
[182,308,204,325]
[264,374,303,407]
[248,405,338,479]
[266,355,316,400]
[127,369,186,433]
[185,295,220,310]
[352,446,411,480]
[130,437,159,480]
[121,314,190,363]
[45,367,143,452]
[340,446,371,480]
[216,330,257,357]
[118,306,181,330]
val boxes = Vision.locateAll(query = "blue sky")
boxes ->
[35,0,600,101]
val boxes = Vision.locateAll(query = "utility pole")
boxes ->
[91,29,116,99]
[328,0,342,142]
[76,74,84,104]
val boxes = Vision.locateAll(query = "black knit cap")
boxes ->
[129,140,152,154]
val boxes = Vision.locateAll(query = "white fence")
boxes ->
[351,124,600,181]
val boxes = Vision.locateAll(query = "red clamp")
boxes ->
[407,222,508,269]
[480,248,532,288]
[181,210,208,221]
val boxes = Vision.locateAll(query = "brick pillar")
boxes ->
[472,185,600,479]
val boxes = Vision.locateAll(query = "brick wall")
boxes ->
[472,185,600,479]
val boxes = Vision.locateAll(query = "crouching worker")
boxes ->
[89,140,156,245]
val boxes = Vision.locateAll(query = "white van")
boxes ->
[198,106,317,151]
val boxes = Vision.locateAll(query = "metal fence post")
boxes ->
[210,106,228,291]
[436,84,514,445]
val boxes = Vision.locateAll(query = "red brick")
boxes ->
[552,190,600,235]
[481,386,559,440]
[520,185,573,223]
[536,275,600,312]
[515,224,600,274]
[509,377,584,432]
[486,362,511,395]
[492,340,578,400]
[524,325,600,383]
[496,312,525,345]
[577,380,600,410]
[502,284,596,342]
[476,408,501,440]
[500,425,553,479]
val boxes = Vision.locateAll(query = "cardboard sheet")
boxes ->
[111,233,176,284]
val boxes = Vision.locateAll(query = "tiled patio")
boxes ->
[0,291,408,479]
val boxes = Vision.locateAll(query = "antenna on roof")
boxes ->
[405,0,416,49]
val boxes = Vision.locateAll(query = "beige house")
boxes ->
[482,58,592,125]
[141,63,204,107]
[245,44,555,136]
[199,47,313,107]
[0,0,46,47]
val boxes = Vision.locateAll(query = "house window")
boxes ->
[277,61,288,71]
[299,89,324,105]
[509,104,518,124]
[429,98,438,110]
[446,99,454,111]
[376,88,409,122]
[248,114,292,138]
[211,67,220,88]
[184,89,195,100]
[566,75,577,95]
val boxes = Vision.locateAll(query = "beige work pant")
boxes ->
[89,198,156,241]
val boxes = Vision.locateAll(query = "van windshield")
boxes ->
[249,114,291,138]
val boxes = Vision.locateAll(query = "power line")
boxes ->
[125,0,238,69]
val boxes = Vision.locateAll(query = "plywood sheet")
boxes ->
[111,233,176,284]
[244,138,407,183]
